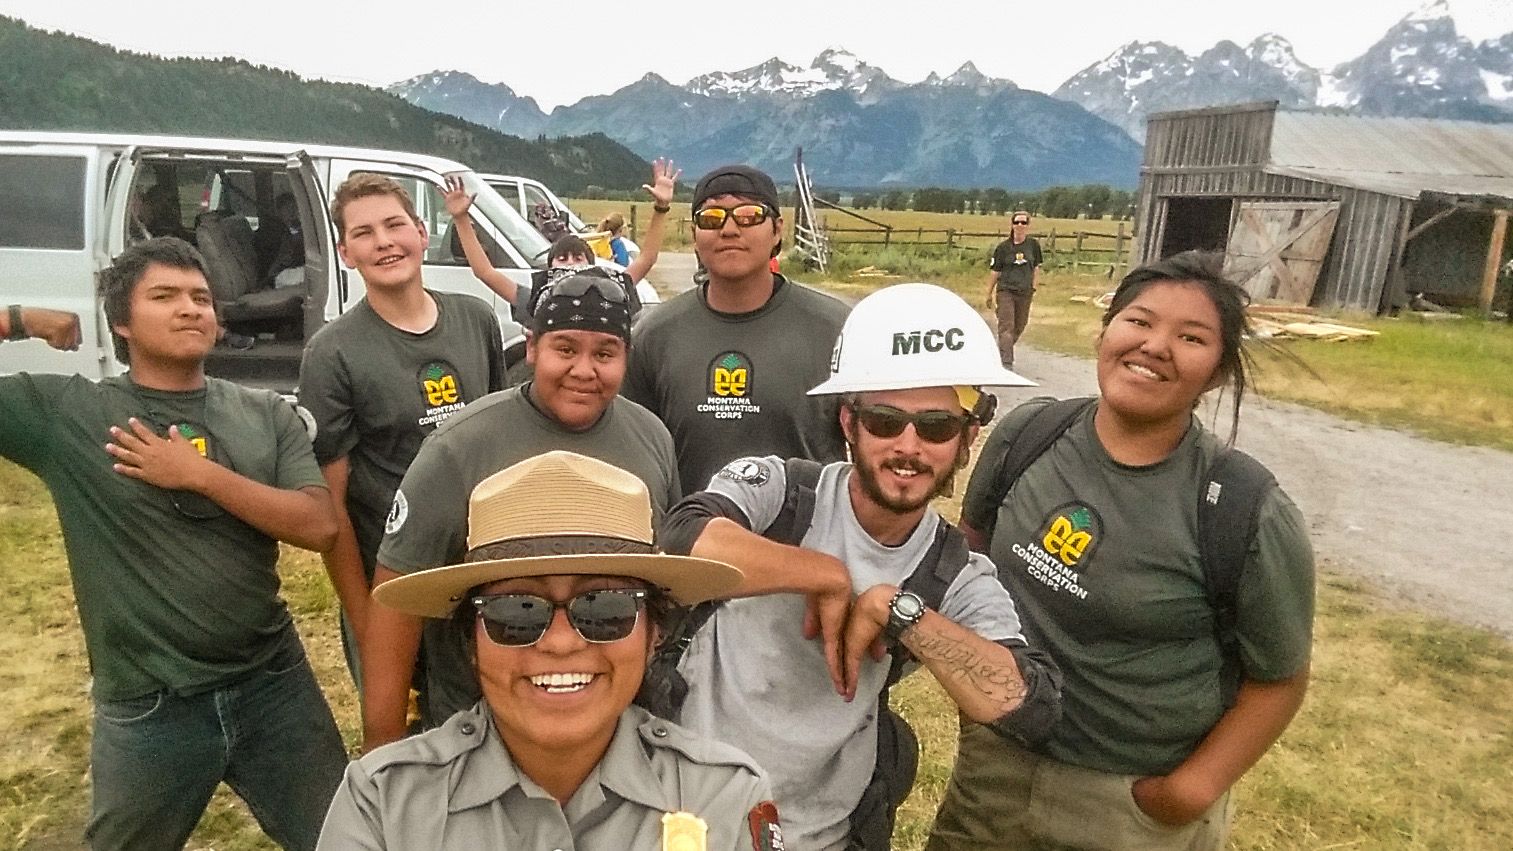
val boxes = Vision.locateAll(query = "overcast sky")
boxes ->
[2,0,1509,109]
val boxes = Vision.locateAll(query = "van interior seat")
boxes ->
[195,212,302,326]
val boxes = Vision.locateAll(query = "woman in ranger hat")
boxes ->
[317,451,783,851]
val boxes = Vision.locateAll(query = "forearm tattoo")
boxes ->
[902,624,1027,715]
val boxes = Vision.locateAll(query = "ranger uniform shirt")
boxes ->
[0,373,324,701]
[622,276,850,495]
[317,702,782,850]
[677,456,1027,850]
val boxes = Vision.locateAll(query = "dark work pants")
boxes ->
[86,646,347,851]
[994,289,1034,368]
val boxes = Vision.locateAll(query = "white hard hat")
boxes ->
[808,283,1034,397]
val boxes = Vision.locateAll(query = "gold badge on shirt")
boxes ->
[662,811,707,851]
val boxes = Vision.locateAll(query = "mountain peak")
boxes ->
[1405,0,1452,27]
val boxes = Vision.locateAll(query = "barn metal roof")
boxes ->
[1265,111,1513,202]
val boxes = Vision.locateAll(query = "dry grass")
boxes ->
[564,197,1127,257]
[5,435,1513,848]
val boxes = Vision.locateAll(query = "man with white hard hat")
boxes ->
[655,283,1064,850]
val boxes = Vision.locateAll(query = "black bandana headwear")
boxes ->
[531,271,632,342]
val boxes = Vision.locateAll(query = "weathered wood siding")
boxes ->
[1133,103,1408,312]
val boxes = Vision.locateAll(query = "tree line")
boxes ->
[843,185,1137,220]
[0,16,649,193]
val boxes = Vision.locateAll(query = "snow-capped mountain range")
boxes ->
[388,1,1510,187]
[390,48,1130,189]
[1056,0,1513,139]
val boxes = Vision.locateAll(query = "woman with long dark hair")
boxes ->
[928,251,1315,851]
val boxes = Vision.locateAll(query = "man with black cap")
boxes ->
[623,164,850,495]
[360,271,682,751]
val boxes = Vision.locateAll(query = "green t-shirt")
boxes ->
[962,401,1315,775]
[298,291,504,572]
[622,276,850,495]
[378,385,681,722]
[0,373,326,701]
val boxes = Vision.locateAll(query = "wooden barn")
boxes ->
[1132,101,1513,314]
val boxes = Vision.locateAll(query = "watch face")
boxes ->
[895,592,926,619]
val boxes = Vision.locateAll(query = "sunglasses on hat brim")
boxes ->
[692,204,771,231]
[472,588,648,647]
[545,275,630,303]
[850,404,972,444]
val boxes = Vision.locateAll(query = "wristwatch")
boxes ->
[652,203,672,214]
[884,590,926,641]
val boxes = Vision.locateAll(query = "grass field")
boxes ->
[566,197,1126,258]
[4,443,1513,848]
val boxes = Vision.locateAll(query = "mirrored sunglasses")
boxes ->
[692,204,770,231]
[851,404,971,444]
[471,589,648,647]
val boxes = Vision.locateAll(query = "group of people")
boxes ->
[0,159,1314,851]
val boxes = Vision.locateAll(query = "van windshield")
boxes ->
[452,171,551,268]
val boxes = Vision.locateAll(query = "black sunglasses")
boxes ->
[1012,219,1029,226]
[851,404,972,444]
[545,274,629,304]
[692,204,771,230]
[471,588,648,647]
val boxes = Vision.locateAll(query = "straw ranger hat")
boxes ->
[374,451,742,618]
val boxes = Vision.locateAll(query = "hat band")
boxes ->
[464,535,656,563]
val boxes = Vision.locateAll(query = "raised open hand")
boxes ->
[642,158,681,209]
[443,175,475,219]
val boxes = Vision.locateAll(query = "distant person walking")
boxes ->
[985,211,1042,368]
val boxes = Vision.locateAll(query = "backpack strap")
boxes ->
[639,457,826,718]
[765,457,825,546]
[1196,448,1276,707]
[884,519,972,688]
[977,397,1096,540]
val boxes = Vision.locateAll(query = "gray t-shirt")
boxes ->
[379,385,681,722]
[622,277,850,495]
[961,401,1314,775]
[299,291,504,571]
[676,456,1025,851]
[0,373,323,700]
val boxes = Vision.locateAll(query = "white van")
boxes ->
[0,131,561,390]
[482,173,590,234]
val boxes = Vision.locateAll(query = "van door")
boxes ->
[0,143,110,379]
[107,146,333,391]
[326,160,532,359]
[287,151,336,337]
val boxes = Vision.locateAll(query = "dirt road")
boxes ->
[645,253,1513,635]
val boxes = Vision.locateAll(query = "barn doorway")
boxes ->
[1160,197,1233,256]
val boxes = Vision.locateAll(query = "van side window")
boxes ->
[0,155,87,250]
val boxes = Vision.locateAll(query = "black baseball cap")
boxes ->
[691,165,781,213]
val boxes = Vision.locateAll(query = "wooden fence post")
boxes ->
[947,229,956,249]
[1482,209,1509,315]
[1049,228,1058,268]
[884,226,892,247]
[1115,221,1126,267]
[1074,231,1085,271]
[629,204,638,242]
